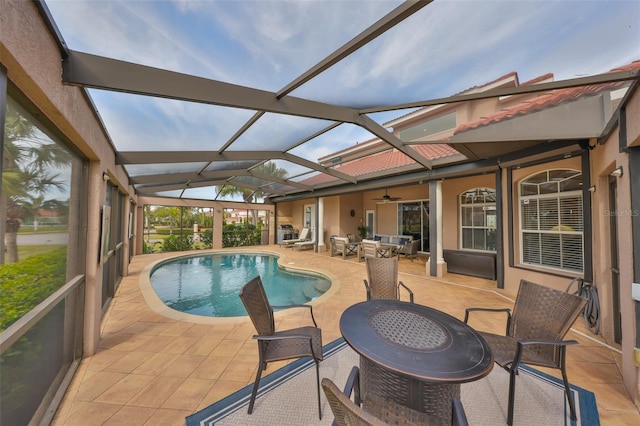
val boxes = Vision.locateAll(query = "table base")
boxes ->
[360,357,460,424]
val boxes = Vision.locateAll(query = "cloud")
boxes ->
[45,0,640,176]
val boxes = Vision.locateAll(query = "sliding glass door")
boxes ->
[398,201,429,252]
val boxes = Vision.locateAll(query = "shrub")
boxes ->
[161,234,192,252]
[0,247,67,331]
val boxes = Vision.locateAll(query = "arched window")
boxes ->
[459,188,496,251]
[519,169,583,273]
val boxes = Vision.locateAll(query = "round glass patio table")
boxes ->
[340,300,493,421]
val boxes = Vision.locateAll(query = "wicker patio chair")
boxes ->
[364,257,414,303]
[322,366,468,426]
[464,279,587,426]
[239,276,323,418]
[398,239,420,262]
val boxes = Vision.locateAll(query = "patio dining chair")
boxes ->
[322,366,469,426]
[364,257,414,303]
[239,276,323,418]
[464,279,587,426]
[331,237,359,259]
[361,239,395,259]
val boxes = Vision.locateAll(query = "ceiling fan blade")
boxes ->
[372,192,401,202]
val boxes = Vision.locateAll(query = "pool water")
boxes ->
[150,253,331,317]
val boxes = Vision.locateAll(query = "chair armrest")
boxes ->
[253,334,320,360]
[512,339,578,367]
[271,304,318,327]
[363,279,372,300]
[343,366,362,406]
[398,281,414,303]
[253,334,312,342]
[464,307,512,335]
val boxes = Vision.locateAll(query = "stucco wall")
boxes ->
[1,0,136,355]
[589,88,640,399]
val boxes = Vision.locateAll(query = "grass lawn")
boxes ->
[18,245,67,260]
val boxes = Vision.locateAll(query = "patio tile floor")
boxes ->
[52,246,639,425]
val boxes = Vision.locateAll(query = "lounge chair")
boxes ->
[280,227,310,248]
[293,240,315,251]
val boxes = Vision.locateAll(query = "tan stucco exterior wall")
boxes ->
[588,89,639,402]
[1,1,137,355]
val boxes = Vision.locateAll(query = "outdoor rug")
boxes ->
[186,338,599,426]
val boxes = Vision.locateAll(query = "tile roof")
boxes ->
[300,60,639,189]
[301,143,459,186]
[454,61,640,135]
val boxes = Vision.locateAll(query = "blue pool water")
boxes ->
[150,253,331,317]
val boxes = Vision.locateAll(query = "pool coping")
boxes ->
[138,248,342,325]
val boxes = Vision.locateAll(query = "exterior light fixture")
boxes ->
[102,172,111,182]
[588,185,596,193]
[610,166,623,178]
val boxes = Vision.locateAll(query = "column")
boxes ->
[317,197,326,252]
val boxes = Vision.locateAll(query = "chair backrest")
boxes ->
[510,279,587,366]
[400,239,419,255]
[321,378,388,426]
[239,276,275,336]
[334,237,349,253]
[365,257,400,300]
[298,227,310,240]
[361,240,379,258]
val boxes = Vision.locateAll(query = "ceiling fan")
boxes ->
[372,189,401,202]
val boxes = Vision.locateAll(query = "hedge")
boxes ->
[0,247,68,331]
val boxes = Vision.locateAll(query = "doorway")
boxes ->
[365,210,375,238]
[304,204,315,240]
[398,201,429,252]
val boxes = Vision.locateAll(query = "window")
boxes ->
[519,169,583,273]
[2,91,85,426]
[459,188,496,251]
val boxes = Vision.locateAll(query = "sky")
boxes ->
[44,0,640,199]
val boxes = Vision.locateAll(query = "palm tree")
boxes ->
[1,102,71,263]
[216,161,288,226]
[217,162,288,203]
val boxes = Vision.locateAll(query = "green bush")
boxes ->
[199,229,213,248]
[222,223,261,247]
[161,234,193,252]
[0,247,68,331]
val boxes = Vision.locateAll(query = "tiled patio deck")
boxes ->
[52,246,639,425]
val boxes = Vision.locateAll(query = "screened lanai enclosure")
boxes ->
[42,0,639,203]
[2,1,640,426]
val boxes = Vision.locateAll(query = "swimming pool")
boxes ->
[149,252,331,317]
